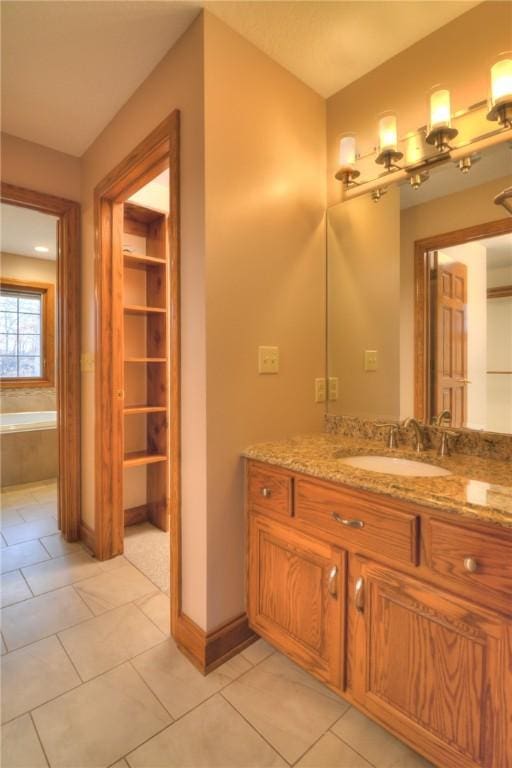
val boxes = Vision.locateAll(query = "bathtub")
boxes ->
[1,411,58,486]
[0,410,57,434]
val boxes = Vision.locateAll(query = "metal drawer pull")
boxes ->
[464,556,478,573]
[327,565,338,598]
[260,487,272,498]
[332,513,364,528]
[355,576,364,612]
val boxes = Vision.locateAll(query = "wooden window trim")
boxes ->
[0,276,55,388]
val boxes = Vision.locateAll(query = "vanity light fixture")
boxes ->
[487,52,512,127]
[335,133,360,188]
[371,187,387,203]
[409,171,429,190]
[34,246,49,253]
[375,112,403,171]
[335,54,512,199]
[457,154,480,174]
[426,87,458,152]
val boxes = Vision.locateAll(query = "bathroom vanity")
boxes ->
[244,435,512,768]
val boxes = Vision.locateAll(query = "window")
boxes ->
[0,278,55,387]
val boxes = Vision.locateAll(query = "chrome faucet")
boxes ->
[376,422,399,449]
[432,410,452,427]
[402,417,425,453]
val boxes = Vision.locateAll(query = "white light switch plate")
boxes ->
[364,350,378,371]
[328,377,338,401]
[258,346,279,374]
[315,378,326,402]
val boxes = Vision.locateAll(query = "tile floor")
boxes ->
[1,480,434,768]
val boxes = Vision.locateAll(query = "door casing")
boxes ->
[414,217,512,424]
[0,183,81,541]
[94,111,181,635]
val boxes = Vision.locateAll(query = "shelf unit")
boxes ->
[121,202,170,532]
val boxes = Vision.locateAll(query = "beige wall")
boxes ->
[1,133,81,202]
[203,13,326,628]
[400,174,511,417]
[0,11,326,632]
[326,2,512,206]
[0,252,57,414]
[80,14,207,624]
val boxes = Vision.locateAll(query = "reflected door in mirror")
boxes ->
[433,259,467,427]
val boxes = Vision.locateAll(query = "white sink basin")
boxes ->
[339,455,451,477]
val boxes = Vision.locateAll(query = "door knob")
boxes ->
[260,487,272,498]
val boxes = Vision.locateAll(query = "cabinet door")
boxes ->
[248,514,345,691]
[351,559,512,768]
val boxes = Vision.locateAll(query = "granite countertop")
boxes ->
[243,434,512,529]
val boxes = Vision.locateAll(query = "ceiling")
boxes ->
[205,1,479,98]
[128,169,170,212]
[0,204,58,260]
[1,0,478,157]
[1,1,202,156]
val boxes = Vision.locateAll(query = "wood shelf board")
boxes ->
[123,252,167,269]
[124,357,167,363]
[124,405,167,414]
[124,201,166,226]
[124,304,167,315]
[123,451,167,467]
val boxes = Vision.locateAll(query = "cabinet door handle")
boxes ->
[355,576,364,612]
[260,487,272,498]
[332,513,364,529]
[328,565,338,598]
[464,556,478,573]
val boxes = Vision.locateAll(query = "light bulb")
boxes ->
[430,89,451,129]
[491,54,512,105]
[339,134,356,166]
[378,113,398,152]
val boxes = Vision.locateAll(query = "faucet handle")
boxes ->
[438,428,459,457]
[376,422,399,449]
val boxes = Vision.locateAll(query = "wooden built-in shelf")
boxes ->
[124,405,167,415]
[123,252,167,269]
[123,450,167,467]
[124,304,167,315]
[121,201,170,535]
[124,357,167,364]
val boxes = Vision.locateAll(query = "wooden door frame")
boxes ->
[94,111,181,618]
[0,183,81,540]
[414,217,512,423]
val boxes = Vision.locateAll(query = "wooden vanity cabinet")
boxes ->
[246,459,512,768]
[248,513,345,690]
[350,558,511,768]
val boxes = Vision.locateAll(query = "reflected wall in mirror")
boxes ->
[327,140,512,435]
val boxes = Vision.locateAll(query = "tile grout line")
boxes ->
[326,727,379,768]
[55,631,86,684]
[19,564,37,598]
[29,710,51,768]
[219,691,294,766]
[1,580,162,656]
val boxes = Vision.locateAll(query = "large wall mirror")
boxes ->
[327,141,512,435]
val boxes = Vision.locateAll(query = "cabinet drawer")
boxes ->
[248,463,292,519]
[428,519,512,606]
[295,479,418,565]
